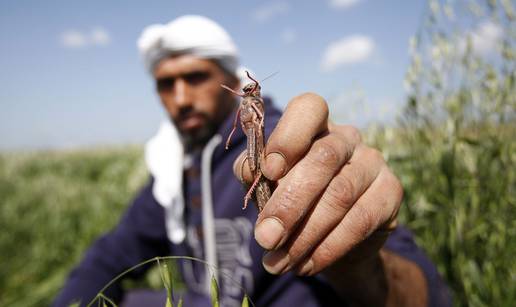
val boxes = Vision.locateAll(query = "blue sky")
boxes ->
[0,0,428,150]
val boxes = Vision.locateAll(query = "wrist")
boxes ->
[323,250,388,306]
[320,222,397,305]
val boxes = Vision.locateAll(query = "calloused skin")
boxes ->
[155,54,428,306]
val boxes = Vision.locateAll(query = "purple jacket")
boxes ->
[54,99,450,307]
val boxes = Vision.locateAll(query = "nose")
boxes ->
[173,78,192,108]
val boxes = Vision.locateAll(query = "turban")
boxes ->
[137,15,239,76]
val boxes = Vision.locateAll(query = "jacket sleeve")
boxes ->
[384,226,452,307]
[53,178,170,307]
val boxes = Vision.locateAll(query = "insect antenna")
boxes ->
[245,70,279,93]
[259,71,279,83]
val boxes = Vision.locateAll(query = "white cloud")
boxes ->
[61,30,88,48]
[90,27,111,46]
[252,1,290,23]
[60,27,111,49]
[455,21,503,56]
[320,35,375,71]
[281,28,296,44]
[469,21,503,54]
[329,0,362,9]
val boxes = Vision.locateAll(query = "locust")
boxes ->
[221,71,273,212]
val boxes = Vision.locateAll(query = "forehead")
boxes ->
[153,54,222,79]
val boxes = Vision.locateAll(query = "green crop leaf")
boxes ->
[161,262,174,306]
[241,294,249,307]
[210,275,219,307]
[166,261,175,302]
[98,294,117,307]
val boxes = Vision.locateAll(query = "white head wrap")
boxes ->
[137,15,239,76]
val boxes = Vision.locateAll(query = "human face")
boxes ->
[153,54,238,151]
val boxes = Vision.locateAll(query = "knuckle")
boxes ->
[330,126,362,162]
[323,175,356,211]
[364,147,385,163]
[383,169,404,207]
[291,92,329,118]
[288,233,315,261]
[308,139,342,170]
[314,241,337,267]
[346,125,363,143]
[271,132,293,153]
[337,125,362,144]
[272,179,309,223]
[347,205,378,240]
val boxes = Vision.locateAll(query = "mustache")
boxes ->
[177,107,209,122]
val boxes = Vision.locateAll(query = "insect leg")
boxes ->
[250,102,265,128]
[243,172,263,210]
[221,84,244,97]
[225,107,241,150]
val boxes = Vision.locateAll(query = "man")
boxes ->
[54,15,450,307]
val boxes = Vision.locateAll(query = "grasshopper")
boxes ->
[221,71,273,212]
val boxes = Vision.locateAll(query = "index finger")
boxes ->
[262,93,329,180]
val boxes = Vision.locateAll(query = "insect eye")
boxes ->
[243,85,254,93]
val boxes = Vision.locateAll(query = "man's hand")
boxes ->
[233,93,428,306]
[234,92,401,273]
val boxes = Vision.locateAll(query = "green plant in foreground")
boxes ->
[82,256,252,307]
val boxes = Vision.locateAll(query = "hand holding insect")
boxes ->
[233,93,403,279]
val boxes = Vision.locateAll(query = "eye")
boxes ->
[184,71,209,85]
[156,77,174,93]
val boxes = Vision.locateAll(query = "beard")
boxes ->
[179,120,218,153]
[170,91,237,153]
[172,107,219,153]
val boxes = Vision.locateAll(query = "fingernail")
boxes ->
[297,259,313,276]
[263,250,290,275]
[233,154,249,184]
[255,217,285,250]
[264,152,287,180]
[233,156,243,182]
